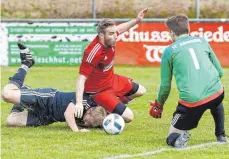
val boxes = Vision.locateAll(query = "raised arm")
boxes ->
[116,8,148,34]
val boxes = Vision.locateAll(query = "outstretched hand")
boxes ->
[149,100,163,118]
[74,103,84,118]
[136,7,149,23]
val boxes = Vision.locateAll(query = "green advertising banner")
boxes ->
[8,42,90,66]
[7,26,97,34]
[2,23,97,66]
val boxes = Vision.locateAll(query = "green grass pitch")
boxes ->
[1,66,229,159]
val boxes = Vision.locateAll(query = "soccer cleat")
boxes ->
[18,42,27,50]
[17,42,35,68]
[217,135,228,142]
[18,43,29,61]
[174,132,191,148]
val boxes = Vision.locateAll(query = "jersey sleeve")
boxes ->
[207,42,223,78]
[157,47,173,105]
[79,44,102,77]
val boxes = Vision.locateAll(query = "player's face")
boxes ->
[103,26,118,48]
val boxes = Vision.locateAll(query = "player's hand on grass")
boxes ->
[79,128,90,133]
[74,103,84,118]
[136,7,149,23]
[149,100,163,118]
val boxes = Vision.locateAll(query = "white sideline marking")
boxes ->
[104,142,226,159]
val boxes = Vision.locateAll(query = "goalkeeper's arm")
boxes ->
[207,43,223,78]
[157,49,172,105]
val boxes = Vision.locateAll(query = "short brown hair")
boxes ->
[165,14,190,36]
[84,106,107,128]
[97,19,115,34]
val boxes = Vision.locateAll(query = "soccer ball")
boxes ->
[103,113,125,135]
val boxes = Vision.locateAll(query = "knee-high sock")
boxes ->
[9,65,28,88]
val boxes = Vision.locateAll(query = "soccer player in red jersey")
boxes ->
[74,8,149,123]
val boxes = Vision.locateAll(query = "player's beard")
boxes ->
[111,41,116,47]
[104,39,116,48]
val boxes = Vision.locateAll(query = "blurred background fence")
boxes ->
[2,0,229,19]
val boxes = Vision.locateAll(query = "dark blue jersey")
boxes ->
[20,88,97,126]
[51,91,97,122]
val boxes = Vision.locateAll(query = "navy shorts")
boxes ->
[171,92,224,130]
[26,110,55,126]
[20,88,57,126]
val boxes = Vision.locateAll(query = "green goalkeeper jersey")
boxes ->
[157,35,223,106]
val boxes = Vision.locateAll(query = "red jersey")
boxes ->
[79,36,115,93]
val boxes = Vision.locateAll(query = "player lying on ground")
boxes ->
[149,14,227,148]
[74,8,148,123]
[2,43,107,132]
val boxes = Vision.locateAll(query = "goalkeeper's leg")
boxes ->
[210,103,227,142]
[167,125,190,148]
[166,103,204,148]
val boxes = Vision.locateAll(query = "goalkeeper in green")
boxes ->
[149,14,227,148]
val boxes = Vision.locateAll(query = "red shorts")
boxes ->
[91,74,133,113]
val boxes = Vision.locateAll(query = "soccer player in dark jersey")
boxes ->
[2,43,107,132]
[74,8,149,122]
[149,14,227,147]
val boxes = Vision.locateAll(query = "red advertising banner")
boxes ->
[116,23,229,66]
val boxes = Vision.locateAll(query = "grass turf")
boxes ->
[1,66,229,159]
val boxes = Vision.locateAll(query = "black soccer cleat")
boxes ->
[217,135,228,143]
[174,132,191,148]
[18,42,27,50]
[17,42,35,68]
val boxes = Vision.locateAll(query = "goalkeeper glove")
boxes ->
[149,100,163,118]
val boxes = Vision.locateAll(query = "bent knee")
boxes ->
[1,87,13,102]
[136,85,146,97]
[124,115,134,123]
[122,108,134,123]
[2,85,20,104]
[6,112,27,127]
[6,114,17,127]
